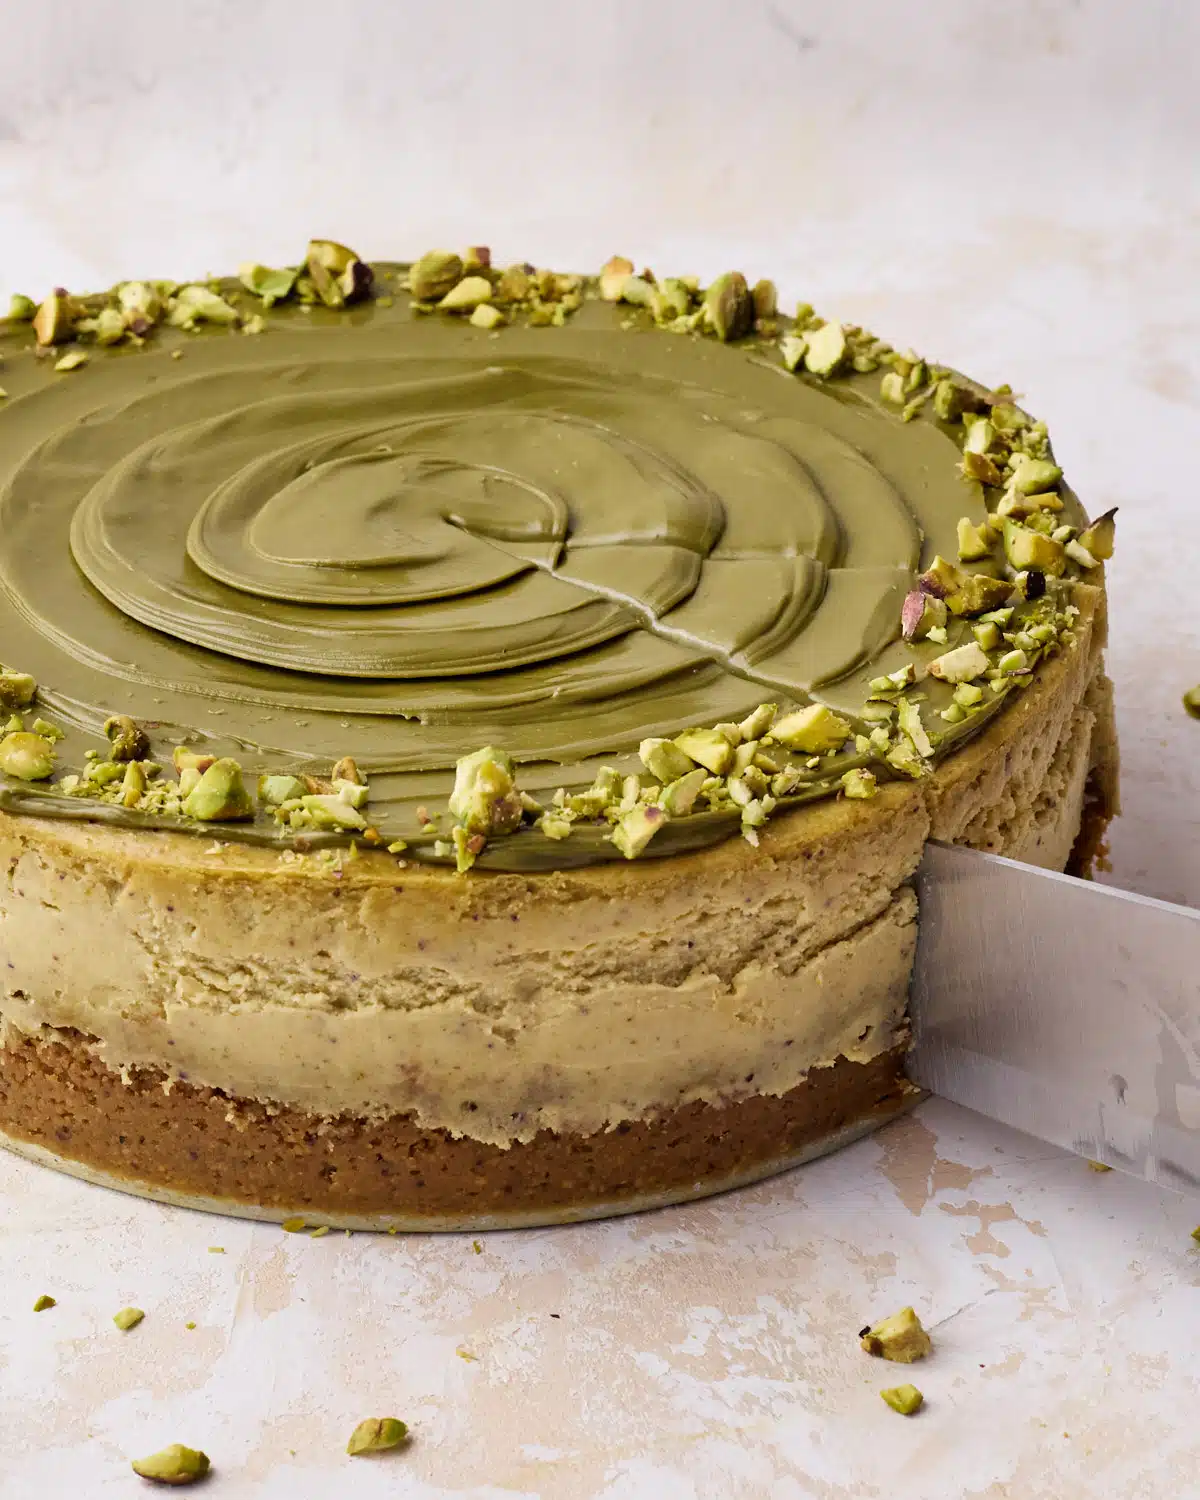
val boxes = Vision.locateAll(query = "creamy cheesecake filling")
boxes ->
[0,609,1109,1145]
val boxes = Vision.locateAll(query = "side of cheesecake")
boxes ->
[0,247,1117,1227]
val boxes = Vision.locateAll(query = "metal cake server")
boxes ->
[908,842,1200,1192]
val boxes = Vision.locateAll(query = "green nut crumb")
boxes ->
[346,1417,409,1457]
[0,669,37,708]
[439,275,492,312]
[956,517,993,562]
[860,1307,932,1363]
[0,731,56,781]
[448,746,524,837]
[1184,687,1200,720]
[54,349,89,372]
[33,1294,55,1312]
[841,768,878,800]
[130,1443,211,1485]
[104,713,150,762]
[114,1306,145,1331]
[182,759,254,822]
[672,727,735,775]
[703,271,754,342]
[281,1216,307,1233]
[34,290,74,346]
[611,803,666,859]
[639,737,696,784]
[167,285,240,328]
[770,704,851,754]
[470,302,505,330]
[1087,1160,1113,1172]
[7,293,36,322]
[258,773,306,806]
[237,262,299,307]
[409,250,463,302]
[880,1384,924,1416]
[1191,1226,1200,1243]
[803,320,847,377]
[927,642,990,685]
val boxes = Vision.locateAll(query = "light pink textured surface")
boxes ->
[0,2,1197,1494]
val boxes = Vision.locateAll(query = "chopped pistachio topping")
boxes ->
[880,1383,924,1416]
[611,803,666,859]
[704,272,754,342]
[439,275,492,312]
[860,1307,932,1363]
[33,1294,55,1311]
[448,746,524,839]
[113,1306,145,1331]
[640,737,696,784]
[6,293,36,322]
[928,641,990,684]
[771,704,852,754]
[54,349,88,373]
[803,320,847,377]
[167,285,239,329]
[0,731,56,781]
[956,517,993,562]
[673,726,736,775]
[130,1444,211,1485]
[104,713,150,762]
[182,759,254,822]
[841,768,878,800]
[409,250,463,302]
[346,1417,409,1456]
[599,255,635,302]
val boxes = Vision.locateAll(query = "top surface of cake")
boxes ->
[0,245,1110,870]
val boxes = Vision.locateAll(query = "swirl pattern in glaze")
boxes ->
[0,282,1048,866]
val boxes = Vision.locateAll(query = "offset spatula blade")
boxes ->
[908,842,1200,1193]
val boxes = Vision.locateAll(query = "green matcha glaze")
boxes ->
[0,270,1085,867]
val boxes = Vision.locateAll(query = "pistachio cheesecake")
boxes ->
[0,245,1118,1228]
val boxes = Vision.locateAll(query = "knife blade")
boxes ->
[907,842,1200,1193]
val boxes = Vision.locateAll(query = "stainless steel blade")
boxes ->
[908,842,1200,1192]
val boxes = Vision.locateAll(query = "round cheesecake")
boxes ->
[0,249,1117,1228]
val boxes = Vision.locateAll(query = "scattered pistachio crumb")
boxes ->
[130,1443,211,1485]
[1087,1160,1113,1173]
[309,1225,330,1238]
[456,1346,479,1362]
[207,1246,225,1254]
[880,1384,924,1416]
[346,1417,409,1456]
[472,1239,483,1254]
[1184,687,1200,720]
[185,1321,197,1329]
[281,1216,307,1233]
[113,1306,145,1331]
[860,1307,932,1363]
[33,1294,56,1312]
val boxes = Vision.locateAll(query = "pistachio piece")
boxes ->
[104,713,150,762]
[168,286,239,328]
[927,641,990,684]
[672,727,735,776]
[703,272,754,342]
[33,1294,55,1311]
[7,293,36,322]
[650,278,692,324]
[0,731,55,781]
[173,747,216,775]
[918,555,966,599]
[181,759,254,822]
[0,669,36,708]
[1065,538,1099,570]
[257,774,305,808]
[1009,453,1063,495]
[333,778,369,809]
[900,590,948,642]
[462,246,491,274]
[859,1306,932,1363]
[737,703,777,741]
[956,517,993,562]
[751,278,778,319]
[130,1443,211,1485]
[990,401,1028,433]
[1184,686,1200,720]
[880,369,907,404]
[803,320,847,377]
[237,263,299,307]
[841,768,878,799]
[54,349,88,372]
[932,377,978,422]
[81,307,126,346]
[945,573,1015,616]
[120,762,147,807]
[639,737,696,784]
[959,450,1004,486]
[300,793,367,831]
[338,259,374,304]
[409,250,463,302]
[611,803,666,859]
[448,746,524,837]
[33,289,74,346]
[470,303,505,330]
[438,275,492,312]
[1078,507,1117,561]
[1003,519,1066,576]
[114,1306,145,1331]
[346,1417,409,1457]
[770,705,852,754]
[779,334,807,372]
[116,281,164,329]
[998,648,1029,674]
[599,255,635,301]
[880,1384,924,1416]
[896,697,934,759]
[659,766,707,816]
[306,238,358,275]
